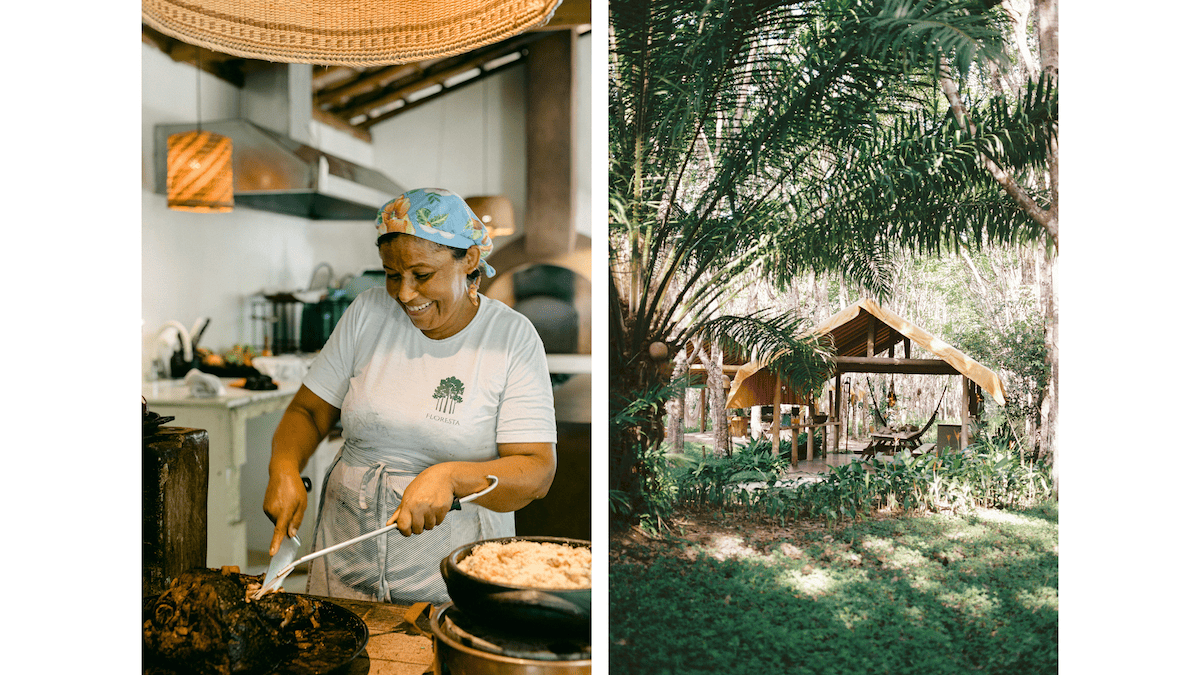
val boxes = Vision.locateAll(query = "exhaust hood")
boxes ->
[154,119,405,220]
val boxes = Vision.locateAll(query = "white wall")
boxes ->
[370,68,528,253]
[140,33,591,376]
[141,45,382,374]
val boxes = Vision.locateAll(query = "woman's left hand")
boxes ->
[386,464,456,536]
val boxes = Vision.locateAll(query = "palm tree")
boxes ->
[608,0,1058,526]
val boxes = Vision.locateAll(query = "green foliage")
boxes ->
[609,380,681,531]
[689,435,1053,528]
[674,438,791,507]
[611,502,1058,674]
[608,0,1057,528]
[948,316,1049,440]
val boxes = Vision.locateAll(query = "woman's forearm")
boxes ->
[269,385,340,476]
[431,443,557,513]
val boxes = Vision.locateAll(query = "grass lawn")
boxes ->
[610,502,1058,674]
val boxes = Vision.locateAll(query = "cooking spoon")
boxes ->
[253,475,499,599]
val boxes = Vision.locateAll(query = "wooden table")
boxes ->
[786,421,841,466]
[322,597,436,675]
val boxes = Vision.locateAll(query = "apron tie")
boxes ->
[357,461,409,602]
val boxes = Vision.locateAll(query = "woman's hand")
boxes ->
[387,464,457,536]
[264,469,308,555]
[263,385,339,556]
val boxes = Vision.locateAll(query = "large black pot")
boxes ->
[440,536,590,633]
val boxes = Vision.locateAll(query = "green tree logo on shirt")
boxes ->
[432,376,465,414]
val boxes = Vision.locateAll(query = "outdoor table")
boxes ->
[785,420,841,466]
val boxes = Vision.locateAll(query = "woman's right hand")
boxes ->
[264,469,308,556]
[263,385,340,556]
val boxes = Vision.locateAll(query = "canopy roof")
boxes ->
[727,299,1006,409]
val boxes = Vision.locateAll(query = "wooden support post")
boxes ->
[525,30,577,261]
[806,402,815,461]
[904,337,911,359]
[771,373,782,457]
[791,422,799,467]
[960,375,970,450]
[866,316,876,357]
[833,373,842,451]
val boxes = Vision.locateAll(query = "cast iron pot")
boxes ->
[440,536,590,632]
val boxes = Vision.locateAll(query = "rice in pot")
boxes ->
[458,541,591,590]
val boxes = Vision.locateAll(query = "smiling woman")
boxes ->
[378,234,480,340]
[262,188,559,605]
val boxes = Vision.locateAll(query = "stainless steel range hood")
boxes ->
[153,118,405,220]
[153,62,405,220]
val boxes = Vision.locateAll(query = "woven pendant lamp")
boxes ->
[142,0,563,66]
[466,195,516,237]
[167,130,234,212]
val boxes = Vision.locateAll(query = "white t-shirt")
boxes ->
[305,287,557,461]
[300,288,557,602]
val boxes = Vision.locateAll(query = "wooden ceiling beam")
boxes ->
[312,108,372,143]
[834,356,960,375]
[342,35,542,122]
[358,55,525,130]
[315,62,429,108]
[141,24,246,87]
[311,65,362,91]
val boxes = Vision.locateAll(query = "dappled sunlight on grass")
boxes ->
[698,533,768,562]
[612,500,1058,675]
[1016,586,1059,613]
[938,585,1001,619]
[974,508,1044,526]
[782,566,836,596]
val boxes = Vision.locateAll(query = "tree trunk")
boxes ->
[1039,248,1059,493]
[1037,0,1058,494]
[705,342,729,456]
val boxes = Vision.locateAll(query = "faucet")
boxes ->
[308,262,335,290]
[156,320,194,362]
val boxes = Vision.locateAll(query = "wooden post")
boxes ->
[866,316,876,357]
[833,373,842,451]
[771,373,782,457]
[525,30,577,261]
[806,402,815,461]
[144,426,209,597]
[791,421,799,467]
[960,375,970,450]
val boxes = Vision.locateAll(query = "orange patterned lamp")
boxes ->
[167,129,234,212]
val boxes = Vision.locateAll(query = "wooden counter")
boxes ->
[321,597,435,675]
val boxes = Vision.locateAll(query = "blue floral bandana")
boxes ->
[376,188,496,277]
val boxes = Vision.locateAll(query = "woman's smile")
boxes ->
[379,234,479,339]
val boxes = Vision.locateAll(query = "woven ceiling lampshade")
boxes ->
[142,0,564,66]
[466,195,516,237]
[167,130,234,213]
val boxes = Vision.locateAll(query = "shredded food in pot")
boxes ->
[459,541,591,590]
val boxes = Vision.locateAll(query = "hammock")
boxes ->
[861,383,949,459]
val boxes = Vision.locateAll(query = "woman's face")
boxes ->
[379,235,480,339]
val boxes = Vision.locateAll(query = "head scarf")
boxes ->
[376,188,496,277]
